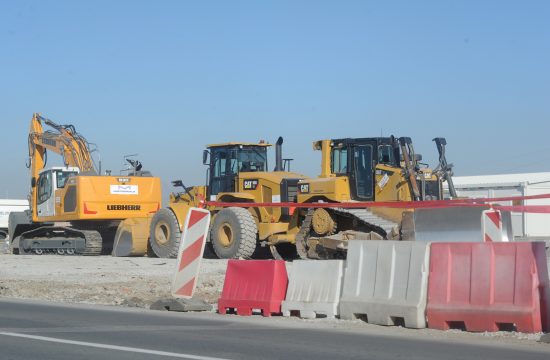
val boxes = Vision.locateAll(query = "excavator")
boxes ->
[8,113,161,255]
[294,136,468,259]
[148,137,307,259]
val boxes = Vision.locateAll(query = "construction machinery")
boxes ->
[9,113,161,255]
[148,137,306,259]
[294,136,461,258]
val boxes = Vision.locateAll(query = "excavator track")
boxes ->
[17,227,103,256]
[296,207,400,259]
[80,230,103,256]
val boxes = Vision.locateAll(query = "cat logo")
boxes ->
[243,179,259,190]
[299,184,310,194]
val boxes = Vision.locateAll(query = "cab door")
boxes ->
[208,148,237,200]
[350,144,375,201]
[36,170,56,218]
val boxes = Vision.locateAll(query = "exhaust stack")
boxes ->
[275,136,283,171]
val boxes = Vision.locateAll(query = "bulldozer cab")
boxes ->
[329,138,400,201]
[204,142,270,200]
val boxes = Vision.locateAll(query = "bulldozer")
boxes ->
[9,113,162,255]
[148,137,307,259]
[294,136,461,258]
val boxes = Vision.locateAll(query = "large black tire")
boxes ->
[149,208,181,258]
[210,207,257,259]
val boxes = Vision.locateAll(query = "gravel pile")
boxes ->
[0,254,228,307]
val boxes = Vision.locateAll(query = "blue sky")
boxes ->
[1,0,549,199]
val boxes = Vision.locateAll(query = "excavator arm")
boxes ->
[28,113,96,178]
[28,113,98,218]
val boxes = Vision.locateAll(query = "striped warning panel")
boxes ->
[171,208,211,299]
[482,209,507,242]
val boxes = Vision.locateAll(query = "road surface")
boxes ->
[0,298,549,359]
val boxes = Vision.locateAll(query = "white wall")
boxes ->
[447,173,550,239]
[0,199,29,229]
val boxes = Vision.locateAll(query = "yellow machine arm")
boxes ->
[28,113,96,177]
[28,113,97,214]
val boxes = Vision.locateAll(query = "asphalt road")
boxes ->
[0,299,549,360]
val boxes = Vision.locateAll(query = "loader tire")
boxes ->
[210,207,257,259]
[149,208,181,258]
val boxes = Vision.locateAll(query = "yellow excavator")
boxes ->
[294,136,463,258]
[9,113,161,255]
[148,137,307,259]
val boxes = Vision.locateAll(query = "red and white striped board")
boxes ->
[482,209,508,242]
[171,208,211,299]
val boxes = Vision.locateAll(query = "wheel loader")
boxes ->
[294,136,468,259]
[9,113,162,256]
[148,137,307,259]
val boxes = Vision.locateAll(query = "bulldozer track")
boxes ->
[295,207,399,259]
[295,209,314,259]
[330,208,399,239]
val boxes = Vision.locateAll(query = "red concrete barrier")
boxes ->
[218,260,288,317]
[427,242,550,333]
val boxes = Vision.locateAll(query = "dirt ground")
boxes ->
[0,254,228,307]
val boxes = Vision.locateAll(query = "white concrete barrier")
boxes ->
[282,260,344,319]
[339,241,430,328]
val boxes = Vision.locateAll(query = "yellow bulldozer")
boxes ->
[9,114,162,255]
[148,137,307,259]
[294,136,462,258]
[148,135,477,260]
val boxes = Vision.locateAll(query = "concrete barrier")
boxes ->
[281,260,344,319]
[218,260,288,317]
[339,240,430,328]
[427,242,550,333]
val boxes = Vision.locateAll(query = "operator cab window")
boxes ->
[56,170,78,189]
[331,147,348,174]
[37,171,52,204]
[239,147,267,172]
[353,145,374,199]
[212,150,228,177]
[378,145,395,165]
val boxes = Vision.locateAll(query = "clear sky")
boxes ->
[1,0,549,200]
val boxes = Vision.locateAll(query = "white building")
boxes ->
[446,172,550,240]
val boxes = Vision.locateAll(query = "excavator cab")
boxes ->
[35,167,79,218]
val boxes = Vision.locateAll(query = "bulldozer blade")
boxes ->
[112,217,152,257]
[401,207,514,243]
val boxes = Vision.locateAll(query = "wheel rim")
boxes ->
[66,249,75,255]
[218,223,234,248]
[154,221,170,246]
[33,249,43,255]
[57,249,65,255]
